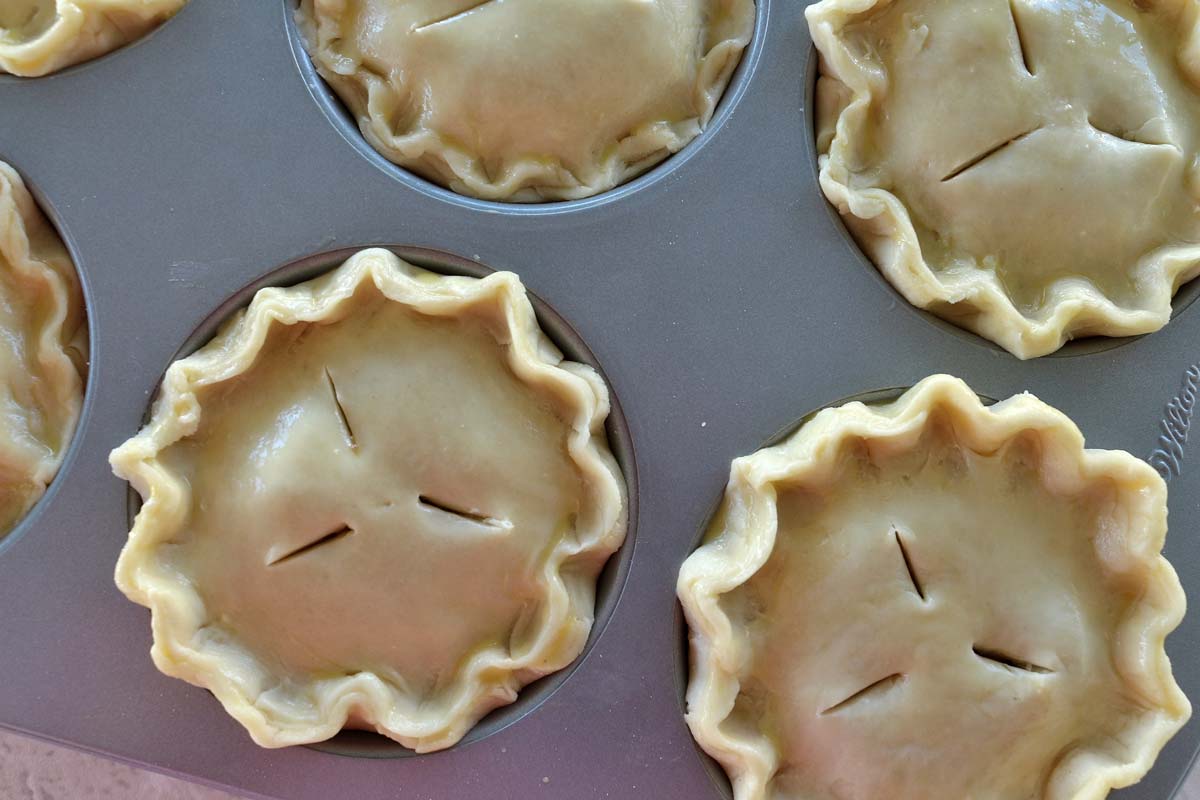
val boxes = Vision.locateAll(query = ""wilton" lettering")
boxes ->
[1149,364,1200,481]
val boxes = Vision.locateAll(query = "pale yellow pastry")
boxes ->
[0,0,185,77]
[112,248,627,751]
[296,0,755,202]
[809,0,1200,358]
[0,162,86,537]
[678,375,1189,800]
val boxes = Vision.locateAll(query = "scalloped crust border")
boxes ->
[0,0,186,77]
[112,247,627,751]
[295,0,755,202]
[806,0,1200,359]
[0,161,86,535]
[678,374,1190,800]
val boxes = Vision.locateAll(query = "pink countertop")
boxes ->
[0,730,237,800]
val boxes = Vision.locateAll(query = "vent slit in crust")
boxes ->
[415,0,502,32]
[820,673,906,716]
[893,528,926,601]
[972,645,1054,675]
[941,127,1040,182]
[1009,0,1034,75]
[418,494,509,529]
[323,367,358,451]
[1086,117,1166,148]
[268,526,355,567]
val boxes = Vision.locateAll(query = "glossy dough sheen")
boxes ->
[678,375,1189,800]
[0,0,185,77]
[809,0,1200,358]
[112,249,627,751]
[0,163,86,538]
[295,0,755,201]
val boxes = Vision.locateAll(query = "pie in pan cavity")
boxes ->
[0,0,186,77]
[678,375,1189,800]
[0,162,87,539]
[295,0,755,202]
[112,248,627,751]
[808,0,1200,359]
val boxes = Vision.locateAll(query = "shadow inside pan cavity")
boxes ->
[281,0,768,214]
[0,163,94,558]
[0,0,54,43]
[803,42,1200,361]
[673,386,997,799]
[132,245,639,759]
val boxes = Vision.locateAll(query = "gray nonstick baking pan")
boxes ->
[1,1,1198,798]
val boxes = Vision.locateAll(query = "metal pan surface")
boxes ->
[0,1,1196,798]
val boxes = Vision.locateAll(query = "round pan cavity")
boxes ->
[0,0,193,80]
[281,0,771,215]
[673,385,1000,800]
[802,37,1200,362]
[0,158,94,558]
[127,244,639,759]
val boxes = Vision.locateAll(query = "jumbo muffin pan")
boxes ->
[0,1,1198,798]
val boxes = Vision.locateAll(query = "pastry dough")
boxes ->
[809,0,1200,358]
[0,0,186,77]
[0,162,87,538]
[678,375,1189,800]
[295,0,755,201]
[112,248,627,751]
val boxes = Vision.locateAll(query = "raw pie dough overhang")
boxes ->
[0,162,87,537]
[112,248,627,751]
[678,375,1189,800]
[808,0,1200,358]
[296,0,755,202]
[0,1,186,77]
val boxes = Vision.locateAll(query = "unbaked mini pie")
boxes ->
[0,0,186,77]
[0,161,87,538]
[295,0,755,201]
[112,248,627,751]
[678,375,1189,800]
[809,0,1200,358]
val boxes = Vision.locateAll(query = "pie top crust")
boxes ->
[808,0,1200,358]
[112,248,627,751]
[678,375,1189,800]
[0,1,186,77]
[295,0,755,202]
[0,162,86,537]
